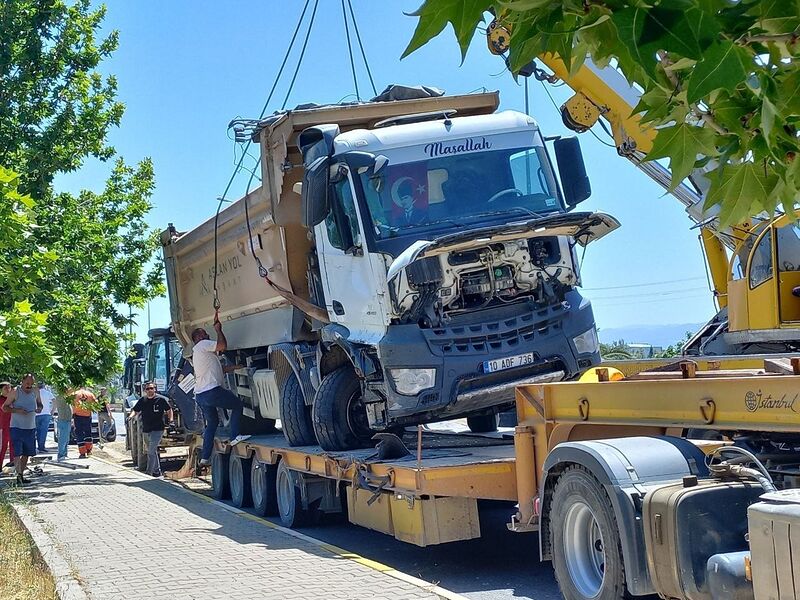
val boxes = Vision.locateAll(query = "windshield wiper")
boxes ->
[467,206,546,220]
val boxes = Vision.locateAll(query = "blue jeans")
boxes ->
[56,420,71,460]
[35,414,52,453]
[196,386,242,460]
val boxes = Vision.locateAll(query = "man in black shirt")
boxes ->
[130,382,173,477]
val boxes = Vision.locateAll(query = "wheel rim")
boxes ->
[563,501,605,598]
[346,390,372,441]
[251,462,265,508]
[277,466,292,519]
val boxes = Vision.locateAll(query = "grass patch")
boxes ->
[0,491,58,600]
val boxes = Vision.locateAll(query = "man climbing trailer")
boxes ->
[162,89,617,450]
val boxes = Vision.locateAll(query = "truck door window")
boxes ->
[325,178,361,251]
[749,229,773,289]
[777,224,800,272]
[148,339,168,385]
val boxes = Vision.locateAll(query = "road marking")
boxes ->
[91,455,467,600]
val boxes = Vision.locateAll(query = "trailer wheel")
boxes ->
[136,428,148,472]
[279,373,316,446]
[211,451,231,500]
[467,413,499,433]
[276,460,312,528]
[550,466,627,600]
[229,453,252,508]
[312,366,372,451]
[251,459,279,516]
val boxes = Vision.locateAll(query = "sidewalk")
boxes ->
[5,456,453,600]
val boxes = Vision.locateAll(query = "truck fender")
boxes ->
[538,436,709,597]
[268,342,317,406]
[319,324,378,379]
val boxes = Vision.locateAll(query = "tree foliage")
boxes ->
[404,0,800,225]
[0,0,162,387]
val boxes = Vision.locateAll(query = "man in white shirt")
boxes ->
[190,315,250,466]
[36,383,55,453]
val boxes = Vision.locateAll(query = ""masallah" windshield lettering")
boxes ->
[424,137,491,157]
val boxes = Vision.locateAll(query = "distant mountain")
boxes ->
[597,323,705,347]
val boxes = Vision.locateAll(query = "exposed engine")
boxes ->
[393,236,578,326]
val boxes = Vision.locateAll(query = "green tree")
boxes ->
[599,339,634,360]
[404,0,800,225]
[0,1,162,387]
[654,331,694,358]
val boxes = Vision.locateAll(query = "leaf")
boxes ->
[707,163,776,225]
[686,41,748,104]
[776,70,800,117]
[749,0,800,35]
[646,123,720,190]
[760,96,779,140]
[402,0,490,61]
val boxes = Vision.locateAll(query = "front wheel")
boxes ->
[312,366,372,451]
[279,374,316,447]
[550,466,628,600]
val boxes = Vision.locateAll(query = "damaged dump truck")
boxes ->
[162,89,618,450]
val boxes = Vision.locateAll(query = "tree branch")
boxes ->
[738,32,798,45]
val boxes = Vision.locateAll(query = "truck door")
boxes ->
[314,173,387,343]
[776,221,800,323]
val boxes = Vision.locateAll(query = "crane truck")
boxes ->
[162,89,618,451]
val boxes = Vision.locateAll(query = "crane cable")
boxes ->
[341,0,360,101]
[211,0,315,317]
[346,0,378,97]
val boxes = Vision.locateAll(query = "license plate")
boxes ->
[483,352,535,373]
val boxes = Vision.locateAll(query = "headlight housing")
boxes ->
[573,328,599,355]
[389,368,436,396]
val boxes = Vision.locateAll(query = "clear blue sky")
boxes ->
[56,1,717,345]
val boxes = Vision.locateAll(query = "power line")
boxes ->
[588,287,708,301]
[582,276,707,291]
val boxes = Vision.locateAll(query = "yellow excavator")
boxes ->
[487,21,800,356]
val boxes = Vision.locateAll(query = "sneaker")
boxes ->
[151,472,162,478]
[56,457,66,463]
[78,454,88,460]
[199,458,212,467]
[16,474,29,485]
[229,435,251,446]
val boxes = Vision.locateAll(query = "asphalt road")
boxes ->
[113,417,562,600]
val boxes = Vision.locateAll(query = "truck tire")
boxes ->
[312,366,372,451]
[467,414,499,433]
[276,460,312,528]
[211,451,231,500]
[279,374,316,447]
[229,453,252,508]
[251,459,279,517]
[550,466,627,600]
[136,428,148,472]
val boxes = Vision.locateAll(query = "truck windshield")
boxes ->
[358,142,561,239]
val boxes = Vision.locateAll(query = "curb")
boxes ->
[91,454,467,600]
[11,500,89,600]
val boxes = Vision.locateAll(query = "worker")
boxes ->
[54,388,73,462]
[2,374,44,485]
[0,381,15,469]
[96,387,114,444]
[190,315,250,467]
[129,381,173,477]
[35,382,55,453]
[72,388,95,458]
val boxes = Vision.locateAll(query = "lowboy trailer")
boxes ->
[209,356,800,599]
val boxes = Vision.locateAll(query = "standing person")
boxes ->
[0,382,15,469]
[35,382,55,453]
[190,315,249,467]
[96,387,114,444]
[129,382,173,477]
[2,374,43,485]
[54,388,73,462]
[72,388,95,458]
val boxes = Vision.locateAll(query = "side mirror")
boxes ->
[301,156,330,228]
[554,137,591,207]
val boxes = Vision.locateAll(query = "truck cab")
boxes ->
[299,109,617,442]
